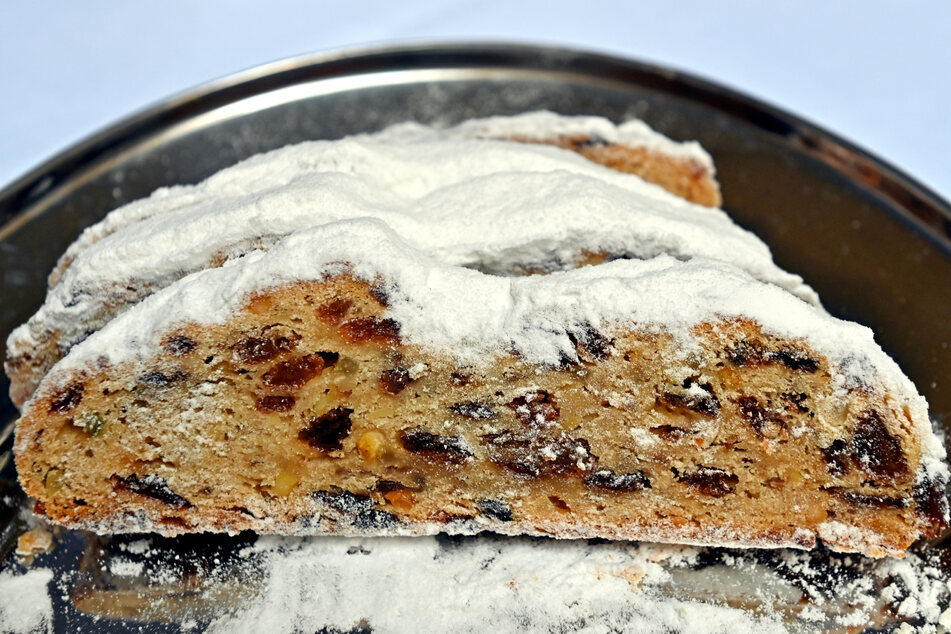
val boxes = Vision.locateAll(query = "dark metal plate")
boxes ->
[0,43,948,632]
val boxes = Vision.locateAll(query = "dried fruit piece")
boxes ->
[508,391,560,427]
[737,395,786,439]
[821,439,851,477]
[650,425,690,441]
[914,477,951,536]
[657,379,720,418]
[449,401,497,419]
[233,331,300,364]
[725,340,818,373]
[567,323,612,362]
[262,353,334,390]
[379,367,413,395]
[677,466,738,497]
[299,407,353,451]
[826,487,909,508]
[399,429,472,464]
[851,410,908,482]
[138,370,187,388]
[49,384,84,414]
[483,431,592,477]
[584,468,651,491]
[255,395,296,413]
[111,474,191,508]
[163,335,198,356]
[339,317,401,345]
[311,488,397,529]
[316,299,353,324]
[477,499,513,522]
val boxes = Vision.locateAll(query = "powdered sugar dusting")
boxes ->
[0,567,53,633]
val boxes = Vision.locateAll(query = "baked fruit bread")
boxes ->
[9,113,949,558]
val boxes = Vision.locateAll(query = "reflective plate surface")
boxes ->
[0,43,949,632]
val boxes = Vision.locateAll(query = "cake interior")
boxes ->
[16,276,944,557]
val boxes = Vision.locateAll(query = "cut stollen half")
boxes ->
[13,212,948,557]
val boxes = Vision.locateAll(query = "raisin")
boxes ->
[567,323,612,362]
[163,335,198,356]
[49,384,84,413]
[737,395,786,439]
[914,477,950,536]
[311,488,398,529]
[233,332,300,364]
[399,428,472,464]
[821,439,851,477]
[316,299,353,324]
[370,286,391,306]
[340,317,401,345]
[567,135,608,148]
[773,348,819,372]
[508,391,559,426]
[450,372,471,386]
[724,340,766,367]
[851,410,908,482]
[657,379,720,418]
[449,402,498,419]
[477,499,513,522]
[483,432,591,477]
[312,488,374,514]
[299,407,353,451]
[375,480,412,494]
[725,340,818,373]
[380,367,413,395]
[650,425,690,441]
[584,468,651,491]
[677,466,738,497]
[111,474,192,508]
[262,354,329,389]
[255,395,296,412]
[138,370,187,388]
[826,487,909,509]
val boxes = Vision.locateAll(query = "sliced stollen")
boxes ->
[14,216,948,557]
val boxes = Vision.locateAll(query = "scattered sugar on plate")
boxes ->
[0,567,53,634]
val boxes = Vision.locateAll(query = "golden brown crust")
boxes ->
[15,277,942,557]
[521,135,722,207]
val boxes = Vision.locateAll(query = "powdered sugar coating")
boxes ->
[45,112,706,288]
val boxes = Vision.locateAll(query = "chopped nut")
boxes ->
[357,431,386,463]
[43,468,64,494]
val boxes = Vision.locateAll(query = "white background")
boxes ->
[2,1,949,201]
